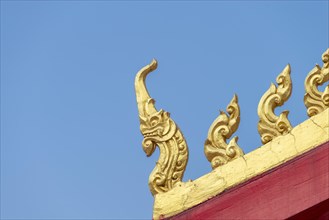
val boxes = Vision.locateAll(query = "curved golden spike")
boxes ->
[135,59,158,117]
[304,48,329,117]
[135,60,189,196]
[257,64,293,144]
[204,94,244,169]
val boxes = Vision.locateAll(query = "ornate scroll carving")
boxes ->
[204,95,244,169]
[135,59,188,196]
[304,48,329,117]
[257,64,293,144]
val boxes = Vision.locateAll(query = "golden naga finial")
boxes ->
[304,48,329,117]
[135,59,189,196]
[257,64,293,144]
[204,94,244,169]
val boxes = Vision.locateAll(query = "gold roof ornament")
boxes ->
[134,49,329,219]
[153,108,328,219]
[204,94,244,169]
[304,48,329,117]
[135,59,188,196]
[257,64,293,144]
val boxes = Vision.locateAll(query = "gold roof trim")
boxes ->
[257,64,293,144]
[304,49,329,117]
[135,60,189,196]
[204,94,244,169]
[153,108,328,219]
[133,49,329,219]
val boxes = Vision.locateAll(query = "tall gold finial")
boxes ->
[304,48,329,117]
[204,94,244,169]
[135,60,189,196]
[257,64,293,144]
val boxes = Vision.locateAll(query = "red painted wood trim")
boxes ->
[288,199,329,220]
[169,141,329,220]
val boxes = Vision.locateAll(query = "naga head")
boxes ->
[139,109,171,139]
[135,60,176,157]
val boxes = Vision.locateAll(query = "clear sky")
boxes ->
[1,1,328,219]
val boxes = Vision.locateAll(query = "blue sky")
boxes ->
[1,1,328,219]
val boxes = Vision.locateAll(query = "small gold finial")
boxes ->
[257,64,293,144]
[204,94,244,169]
[135,60,189,196]
[304,48,329,117]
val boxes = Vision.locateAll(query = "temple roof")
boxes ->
[134,49,329,219]
[154,108,328,219]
